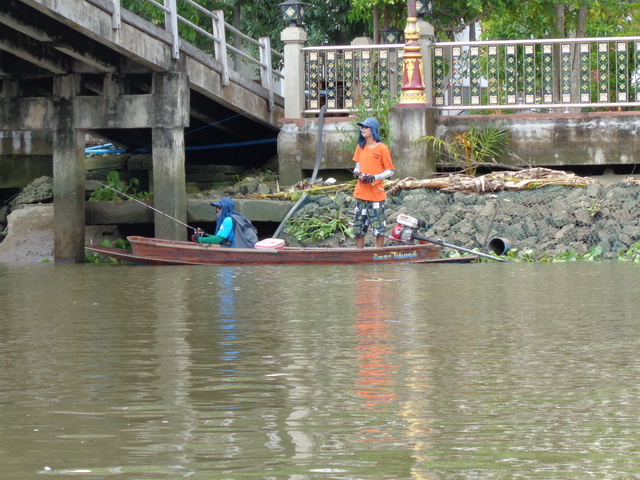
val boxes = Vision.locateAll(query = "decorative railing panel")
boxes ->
[432,36,640,111]
[302,45,404,114]
[304,36,640,115]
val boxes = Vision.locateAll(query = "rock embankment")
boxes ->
[3,172,640,262]
[280,176,640,259]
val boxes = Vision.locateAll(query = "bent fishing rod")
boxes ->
[93,181,196,231]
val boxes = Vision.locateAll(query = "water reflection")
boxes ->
[354,276,396,409]
[216,267,239,364]
[2,263,640,479]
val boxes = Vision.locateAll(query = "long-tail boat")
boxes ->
[86,236,476,265]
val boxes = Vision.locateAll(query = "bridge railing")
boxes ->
[300,36,640,116]
[105,0,284,110]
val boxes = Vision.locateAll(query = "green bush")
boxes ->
[89,170,152,202]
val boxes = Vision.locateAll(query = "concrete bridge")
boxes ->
[5,1,640,264]
[0,0,284,262]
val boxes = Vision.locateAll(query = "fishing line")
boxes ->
[130,112,254,154]
[93,181,196,231]
[186,113,246,136]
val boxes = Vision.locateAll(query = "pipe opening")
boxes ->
[487,237,510,256]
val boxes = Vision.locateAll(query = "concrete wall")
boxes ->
[436,111,640,168]
[278,117,355,185]
[277,111,437,185]
[84,199,294,225]
[0,156,52,188]
[278,111,640,184]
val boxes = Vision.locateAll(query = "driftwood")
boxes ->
[386,168,596,195]
[249,168,596,200]
[623,176,640,186]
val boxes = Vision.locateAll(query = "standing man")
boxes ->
[352,117,395,248]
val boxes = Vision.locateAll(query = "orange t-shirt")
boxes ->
[353,142,395,202]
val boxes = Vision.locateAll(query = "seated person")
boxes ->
[192,197,237,247]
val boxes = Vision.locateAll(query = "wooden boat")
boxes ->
[86,235,476,265]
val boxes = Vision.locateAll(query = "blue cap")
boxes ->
[211,197,234,209]
[357,117,382,148]
[357,118,379,130]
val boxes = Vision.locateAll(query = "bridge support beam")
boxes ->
[151,72,189,241]
[53,74,86,264]
[152,126,187,239]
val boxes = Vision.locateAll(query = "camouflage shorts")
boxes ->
[353,199,386,238]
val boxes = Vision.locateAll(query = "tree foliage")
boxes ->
[479,1,638,40]
[121,0,640,53]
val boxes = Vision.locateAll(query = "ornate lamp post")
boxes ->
[382,26,403,44]
[278,0,306,27]
[415,0,434,20]
[279,0,307,119]
[397,0,428,107]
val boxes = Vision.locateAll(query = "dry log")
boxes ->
[390,168,596,195]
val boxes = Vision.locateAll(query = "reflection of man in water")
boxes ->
[353,278,396,408]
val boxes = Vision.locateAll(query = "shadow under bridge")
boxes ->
[0,0,285,262]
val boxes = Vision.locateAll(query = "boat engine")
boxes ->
[389,214,427,244]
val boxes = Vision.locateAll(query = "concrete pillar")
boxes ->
[389,106,436,179]
[417,19,435,104]
[281,26,307,119]
[151,72,188,240]
[351,36,373,46]
[53,74,86,263]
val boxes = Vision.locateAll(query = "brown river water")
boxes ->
[1,261,639,479]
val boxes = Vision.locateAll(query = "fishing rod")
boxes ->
[93,181,196,231]
[345,167,387,193]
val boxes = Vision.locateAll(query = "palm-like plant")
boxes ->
[416,124,510,176]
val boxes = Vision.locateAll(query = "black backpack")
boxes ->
[230,214,259,248]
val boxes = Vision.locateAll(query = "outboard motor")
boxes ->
[389,213,512,262]
[389,214,427,244]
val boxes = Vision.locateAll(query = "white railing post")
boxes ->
[259,36,274,111]
[165,0,179,60]
[212,10,229,86]
[281,26,307,118]
[111,0,121,29]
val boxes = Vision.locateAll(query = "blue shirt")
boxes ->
[216,216,235,247]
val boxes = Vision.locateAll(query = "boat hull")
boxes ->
[85,236,476,265]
